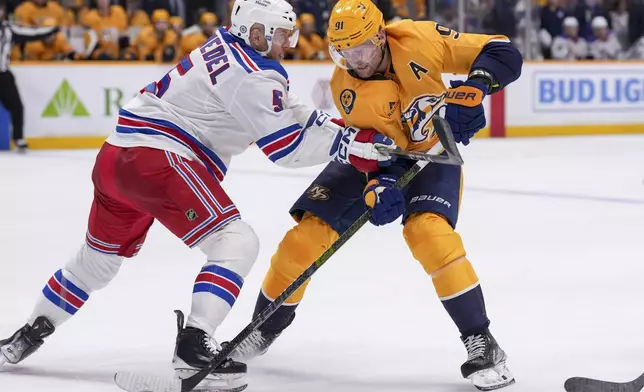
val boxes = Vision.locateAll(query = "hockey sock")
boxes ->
[403,213,490,336]
[433,258,490,336]
[254,289,298,335]
[187,263,244,336]
[30,268,91,327]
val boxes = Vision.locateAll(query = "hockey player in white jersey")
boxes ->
[589,16,622,59]
[0,0,398,390]
[552,17,590,60]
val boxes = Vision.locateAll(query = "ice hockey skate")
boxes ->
[172,310,248,392]
[229,329,281,362]
[461,330,515,391]
[0,316,55,367]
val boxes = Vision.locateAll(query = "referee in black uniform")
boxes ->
[0,0,57,151]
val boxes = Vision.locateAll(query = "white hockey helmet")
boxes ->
[229,0,299,56]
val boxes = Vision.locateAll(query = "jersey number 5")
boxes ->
[140,56,194,98]
[435,23,460,39]
[273,90,284,112]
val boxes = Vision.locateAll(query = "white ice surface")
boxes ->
[1,135,643,392]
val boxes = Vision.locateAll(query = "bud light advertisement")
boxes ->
[533,70,644,112]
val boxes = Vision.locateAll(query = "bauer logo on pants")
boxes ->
[409,194,452,208]
[185,208,199,221]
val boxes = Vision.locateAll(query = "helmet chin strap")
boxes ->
[257,35,273,56]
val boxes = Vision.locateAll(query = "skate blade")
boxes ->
[175,368,248,392]
[469,362,516,391]
[114,371,181,392]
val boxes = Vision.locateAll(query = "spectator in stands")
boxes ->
[552,16,590,59]
[145,0,186,22]
[14,0,65,26]
[434,0,460,31]
[610,0,629,49]
[176,11,216,58]
[569,0,611,39]
[170,15,182,34]
[126,0,151,29]
[23,17,84,59]
[628,0,644,50]
[589,15,621,57]
[294,13,327,60]
[391,0,426,20]
[124,9,177,61]
[61,0,90,27]
[84,0,128,59]
[482,0,518,39]
[513,0,543,59]
[60,0,97,58]
[294,0,330,36]
[540,0,567,58]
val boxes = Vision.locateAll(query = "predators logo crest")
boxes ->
[402,94,445,143]
[340,89,356,114]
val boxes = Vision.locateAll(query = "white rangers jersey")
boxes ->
[107,27,339,181]
[589,34,622,59]
[551,35,589,60]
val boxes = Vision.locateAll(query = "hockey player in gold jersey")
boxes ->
[14,0,64,26]
[24,17,84,60]
[230,0,523,390]
[123,9,177,62]
[175,12,217,59]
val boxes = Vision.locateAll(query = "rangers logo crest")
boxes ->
[340,89,356,114]
[402,94,445,143]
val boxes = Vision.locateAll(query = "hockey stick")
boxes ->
[376,118,463,165]
[564,373,644,392]
[114,117,462,392]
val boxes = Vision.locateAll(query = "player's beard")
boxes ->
[353,46,387,78]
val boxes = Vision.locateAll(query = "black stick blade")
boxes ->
[565,376,643,392]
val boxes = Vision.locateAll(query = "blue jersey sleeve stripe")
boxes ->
[256,123,301,147]
[118,109,228,176]
[268,127,307,162]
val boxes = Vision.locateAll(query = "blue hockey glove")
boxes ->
[363,175,404,226]
[445,80,487,146]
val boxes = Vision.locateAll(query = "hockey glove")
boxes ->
[445,80,487,146]
[363,175,404,226]
[330,118,398,173]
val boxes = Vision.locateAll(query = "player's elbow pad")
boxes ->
[472,42,523,91]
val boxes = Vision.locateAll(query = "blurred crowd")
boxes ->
[2,0,644,61]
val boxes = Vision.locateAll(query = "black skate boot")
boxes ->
[461,330,515,391]
[172,310,247,392]
[0,316,55,366]
[13,139,28,153]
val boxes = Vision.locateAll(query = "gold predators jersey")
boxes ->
[177,32,207,59]
[14,0,65,26]
[24,32,77,60]
[129,25,178,61]
[384,20,507,150]
[330,68,407,151]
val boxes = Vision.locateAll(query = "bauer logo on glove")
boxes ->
[445,84,485,107]
[444,79,488,146]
